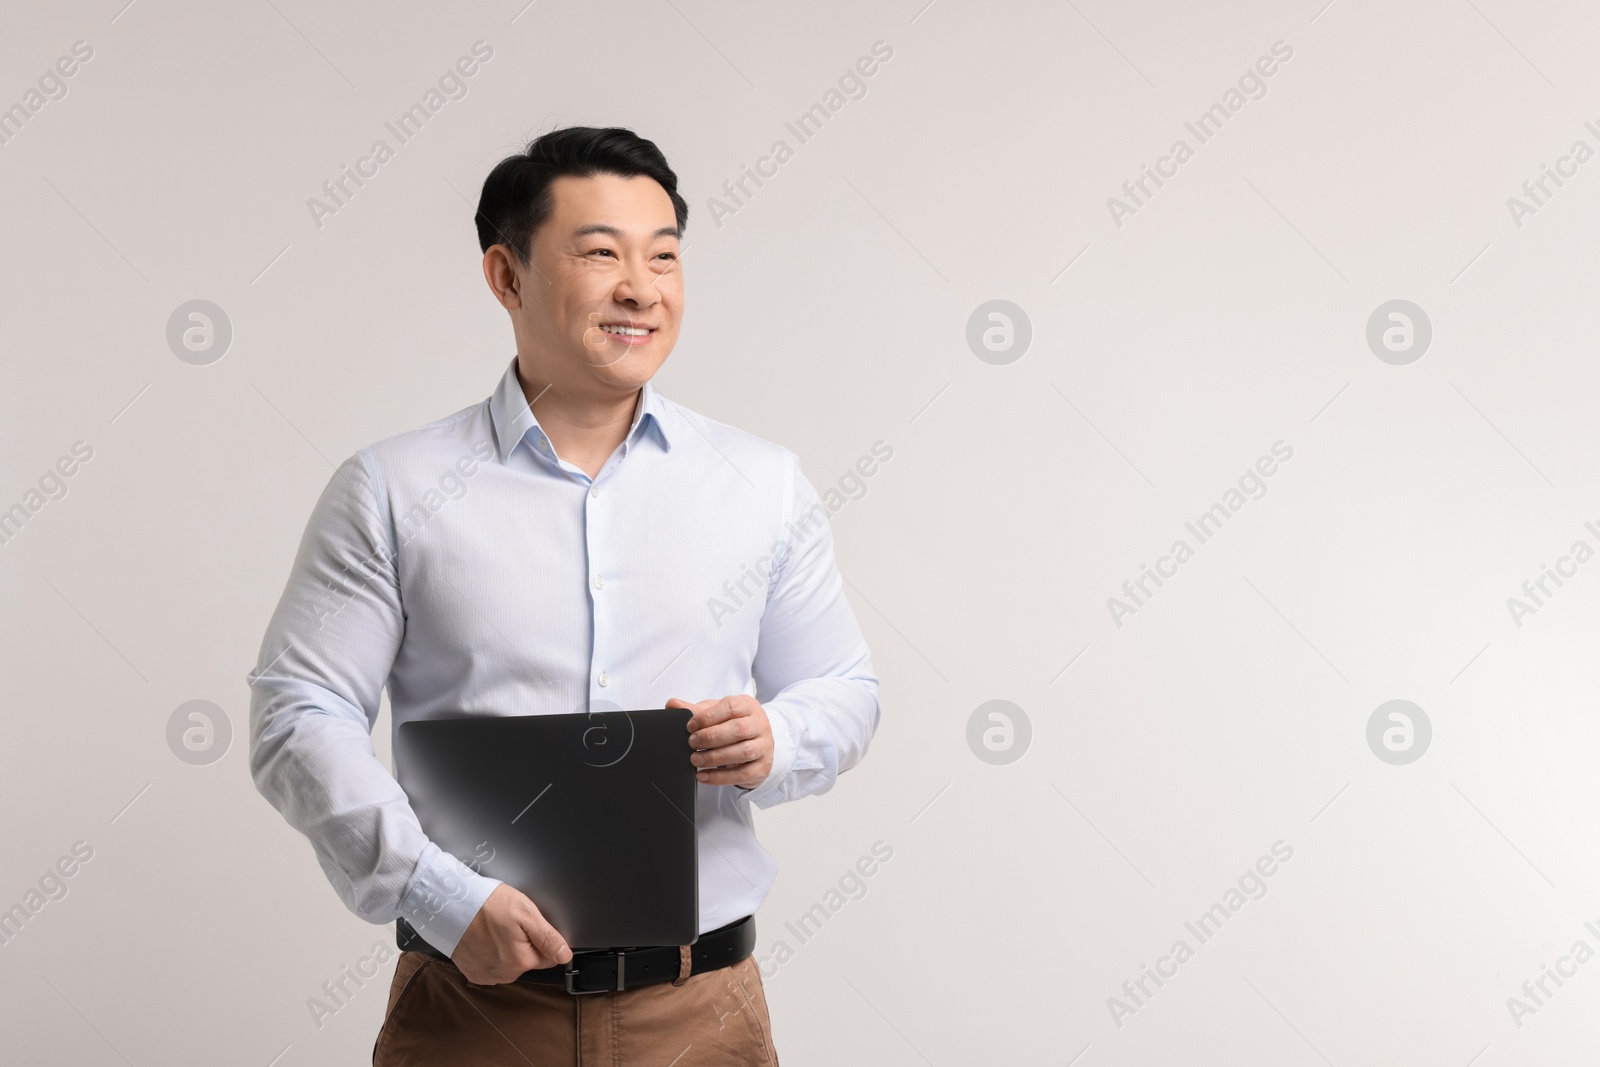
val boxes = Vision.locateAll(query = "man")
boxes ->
[247,126,880,1065]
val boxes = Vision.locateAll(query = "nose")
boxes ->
[613,255,661,310]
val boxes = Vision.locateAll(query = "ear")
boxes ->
[483,246,525,310]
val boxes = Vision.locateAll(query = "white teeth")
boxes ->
[601,325,649,336]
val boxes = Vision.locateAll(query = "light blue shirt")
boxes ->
[247,359,880,956]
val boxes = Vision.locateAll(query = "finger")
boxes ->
[685,696,736,733]
[670,696,716,730]
[690,718,759,751]
[688,698,750,741]
[695,761,767,786]
[519,914,572,965]
[692,740,761,768]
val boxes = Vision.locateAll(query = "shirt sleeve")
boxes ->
[247,451,499,956]
[740,449,882,809]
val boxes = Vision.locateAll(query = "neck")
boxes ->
[515,362,640,479]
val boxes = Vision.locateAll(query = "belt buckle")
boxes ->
[564,950,625,995]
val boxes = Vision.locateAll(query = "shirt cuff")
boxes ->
[396,842,501,957]
[738,700,797,809]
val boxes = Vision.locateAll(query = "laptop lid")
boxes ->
[395,707,698,951]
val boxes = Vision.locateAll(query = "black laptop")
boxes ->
[395,707,699,952]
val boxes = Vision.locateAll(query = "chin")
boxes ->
[578,339,670,383]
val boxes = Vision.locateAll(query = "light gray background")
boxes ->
[3,0,1597,1063]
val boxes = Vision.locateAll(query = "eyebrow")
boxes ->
[572,223,682,241]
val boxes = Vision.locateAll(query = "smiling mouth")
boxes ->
[596,323,656,347]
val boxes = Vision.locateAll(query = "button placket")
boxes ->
[586,473,612,701]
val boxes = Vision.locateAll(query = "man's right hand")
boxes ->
[451,883,573,984]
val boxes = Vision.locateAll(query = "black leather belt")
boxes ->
[395,915,756,994]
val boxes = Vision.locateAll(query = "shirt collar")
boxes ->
[489,358,674,463]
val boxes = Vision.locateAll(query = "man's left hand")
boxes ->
[667,695,773,789]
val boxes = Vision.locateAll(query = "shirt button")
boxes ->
[590,485,599,498]
[593,573,605,590]
[537,438,550,452]
[597,670,609,687]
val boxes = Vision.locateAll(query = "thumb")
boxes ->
[520,914,572,964]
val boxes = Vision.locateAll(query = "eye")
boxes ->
[588,248,616,258]
[656,252,677,262]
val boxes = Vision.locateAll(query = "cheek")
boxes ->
[660,287,684,325]
[556,273,610,320]
[565,298,608,338]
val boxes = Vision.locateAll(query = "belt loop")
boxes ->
[672,944,693,986]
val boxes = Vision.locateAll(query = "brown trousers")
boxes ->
[372,948,780,1066]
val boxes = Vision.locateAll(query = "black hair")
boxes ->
[475,126,688,265]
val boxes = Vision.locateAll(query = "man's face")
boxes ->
[510,172,683,397]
